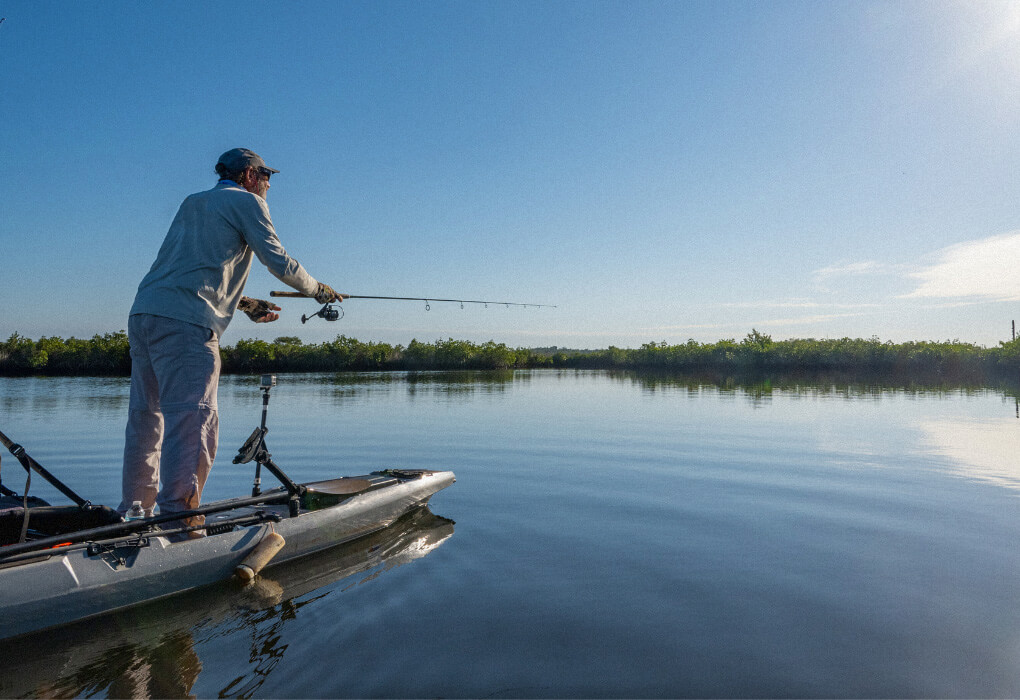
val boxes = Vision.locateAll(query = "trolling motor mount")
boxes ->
[232,374,305,516]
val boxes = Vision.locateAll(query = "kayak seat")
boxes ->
[0,505,122,546]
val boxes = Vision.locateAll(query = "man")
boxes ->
[120,148,338,536]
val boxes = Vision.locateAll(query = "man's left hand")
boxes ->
[238,297,282,323]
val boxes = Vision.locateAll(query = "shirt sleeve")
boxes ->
[238,194,320,297]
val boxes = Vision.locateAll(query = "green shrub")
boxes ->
[1,331,1016,380]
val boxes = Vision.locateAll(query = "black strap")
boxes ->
[0,452,26,538]
[0,449,33,542]
[19,467,30,543]
[7,442,89,509]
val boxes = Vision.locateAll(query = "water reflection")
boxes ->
[220,370,520,407]
[616,369,1012,404]
[7,371,1015,417]
[919,418,1020,492]
[0,508,454,699]
[0,376,130,417]
[6,370,1020,696]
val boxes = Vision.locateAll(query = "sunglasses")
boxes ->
[257,168,273,181]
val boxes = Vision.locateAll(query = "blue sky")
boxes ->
[2,1,1019,348]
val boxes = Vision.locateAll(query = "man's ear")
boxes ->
[239,167,258,192]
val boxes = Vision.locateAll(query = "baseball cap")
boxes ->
[216,148,280,175]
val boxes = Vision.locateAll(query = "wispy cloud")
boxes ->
[903,232,1020,301]
[643,231,1020,341]
[720,300,881,310]
[807,232,1020,304]
[810,261,906,286]
[641,310,876,334]
[752,312,875,327]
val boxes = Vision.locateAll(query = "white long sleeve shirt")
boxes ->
[130,181,319,337]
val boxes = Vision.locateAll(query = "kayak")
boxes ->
[0,469,455,641]
[0,374,455,641]
[0,506,455,698]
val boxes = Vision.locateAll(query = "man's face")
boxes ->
[253,169,271,199]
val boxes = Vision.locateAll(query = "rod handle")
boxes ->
[269,291,311,298]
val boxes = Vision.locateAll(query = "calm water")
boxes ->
[2,371,1020,698]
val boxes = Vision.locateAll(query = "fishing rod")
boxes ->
[269,291,557,324]
[0,491,292,561]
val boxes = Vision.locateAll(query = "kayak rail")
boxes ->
[0,509,283,567]
[0,490,291,561]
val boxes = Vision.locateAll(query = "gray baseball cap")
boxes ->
[216,148,280,175]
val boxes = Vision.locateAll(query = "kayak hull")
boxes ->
[0,469,454,640]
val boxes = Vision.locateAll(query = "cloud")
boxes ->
[720,300,880,310]
[903,232,1020,301]
[752,312,872,327]
[641,310,874,334]
[651,231,1020,341]
[811,261,905,286]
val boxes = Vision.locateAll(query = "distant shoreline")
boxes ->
[4,330,1020,386]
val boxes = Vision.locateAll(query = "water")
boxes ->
[2,371,1020,697]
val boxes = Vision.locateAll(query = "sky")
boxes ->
[1,0,1019,349]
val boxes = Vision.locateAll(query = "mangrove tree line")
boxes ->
[3,330,1020,381]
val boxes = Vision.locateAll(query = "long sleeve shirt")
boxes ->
[130,180,319,337]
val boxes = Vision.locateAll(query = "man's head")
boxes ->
[215,148,278,199]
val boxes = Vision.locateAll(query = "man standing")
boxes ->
[121,148,338,535]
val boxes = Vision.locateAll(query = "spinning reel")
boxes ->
[302,303,344,324]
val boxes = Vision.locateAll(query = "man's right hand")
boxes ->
[315,283,341,304]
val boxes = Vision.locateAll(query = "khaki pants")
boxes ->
[120,314,220,532]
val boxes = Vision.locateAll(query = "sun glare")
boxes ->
[948,1,1020,83]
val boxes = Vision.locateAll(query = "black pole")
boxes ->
[0,429,90,508]
[251,388,271,496]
